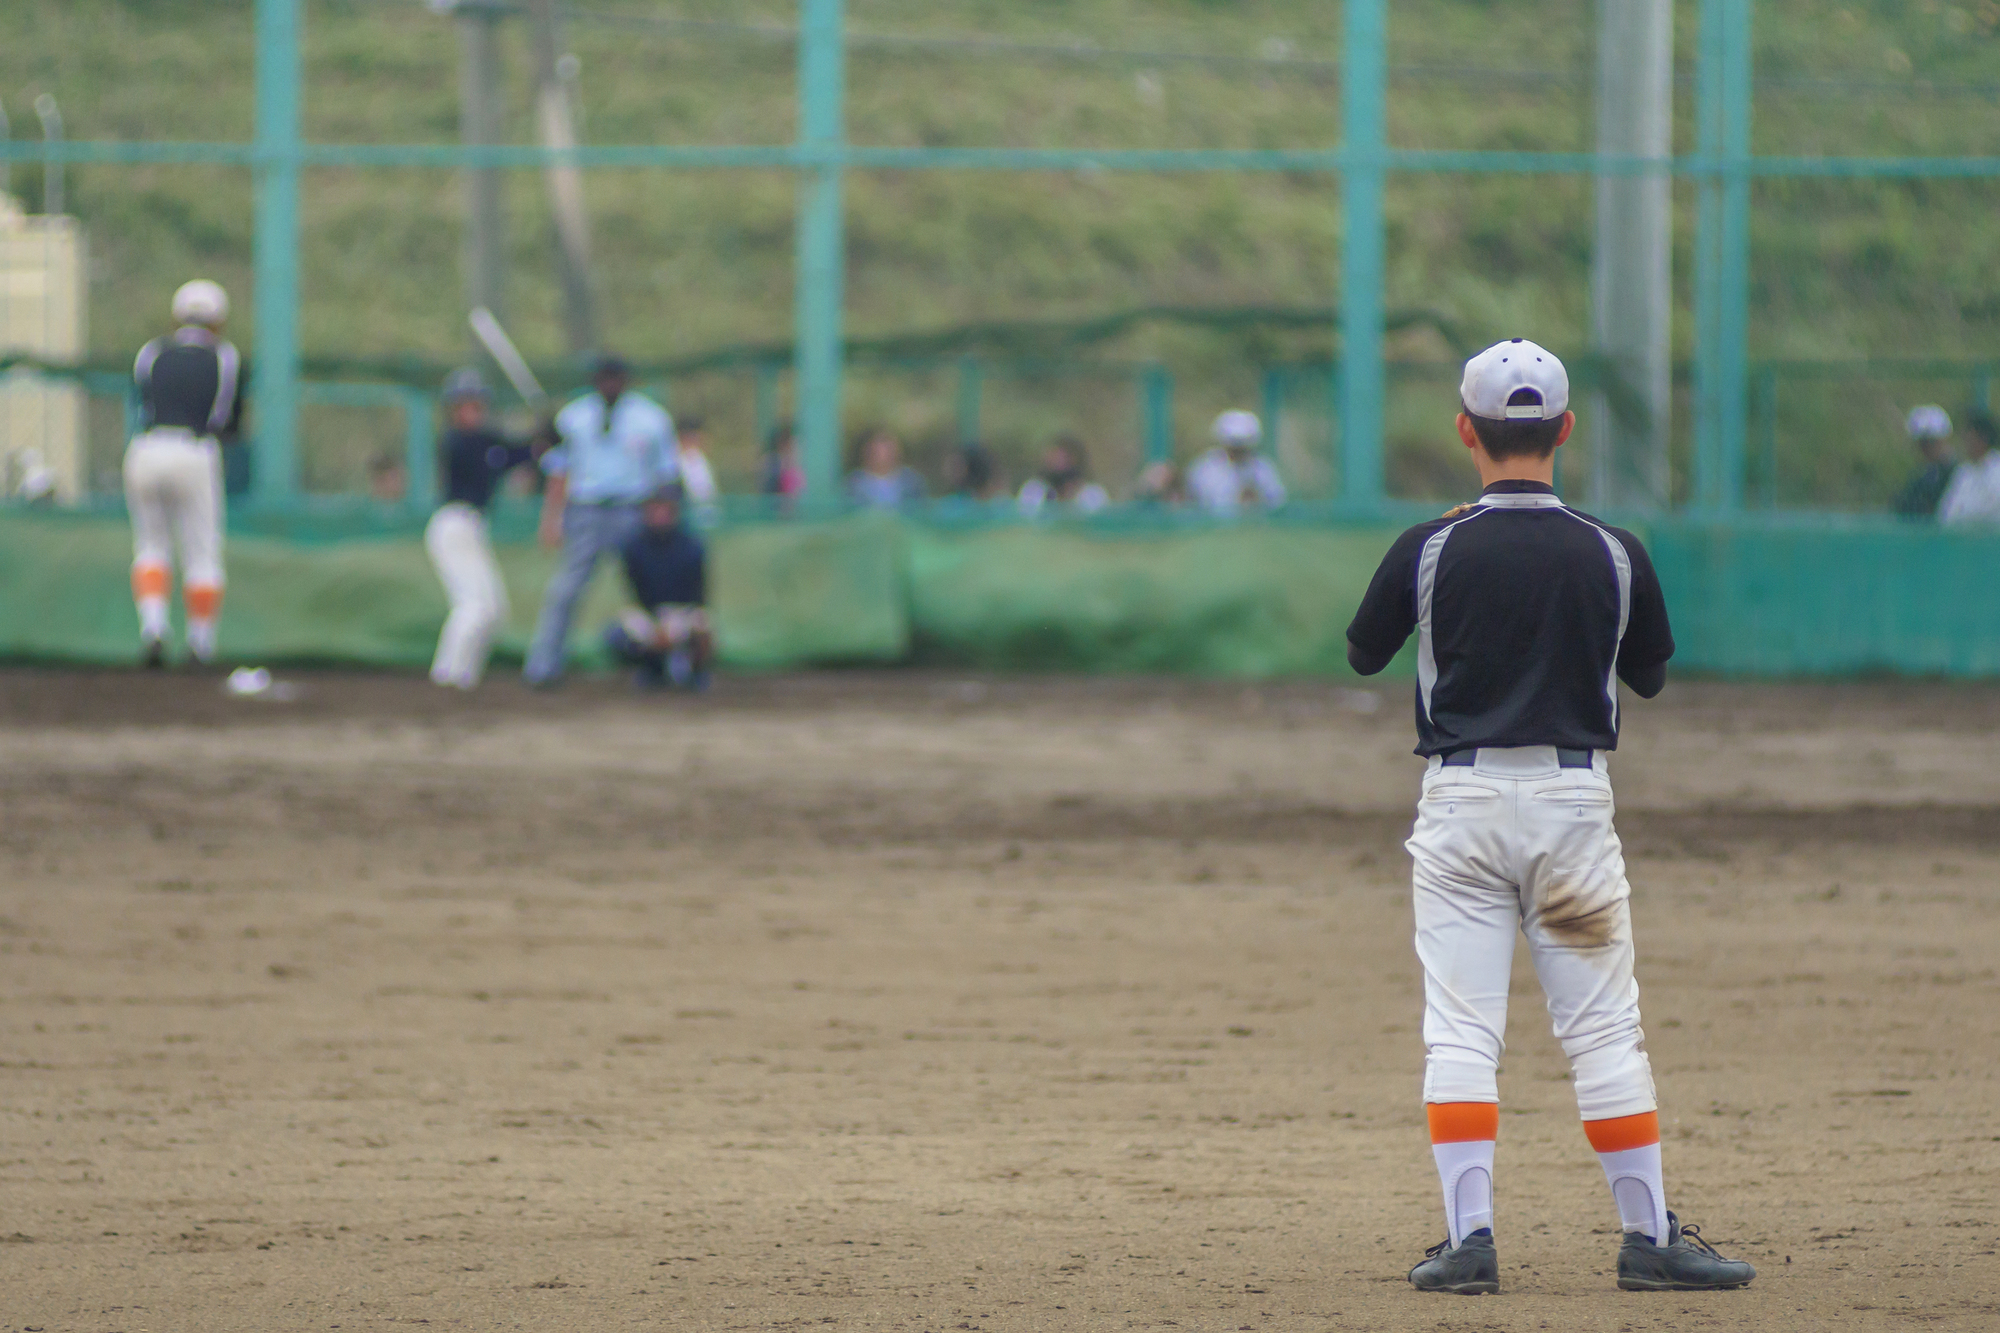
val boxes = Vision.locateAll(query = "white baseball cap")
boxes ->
[1460,338,1569,422]
[1212,409,1262,447]
[1906,405,1952,440]
[171,279,229,326]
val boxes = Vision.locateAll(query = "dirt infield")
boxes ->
[2,667,1998,1332]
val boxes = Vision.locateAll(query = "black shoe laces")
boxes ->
[1423,1237,1451,1260]
[1677,1222,1727,1259]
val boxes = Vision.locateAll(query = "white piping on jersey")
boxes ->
[1415,491,1634,731]
[1552,506,1634,729]
[209,340,239,434]
[132,326,239,436]
[1414,506,1492,726]
[1475,491,1565,510]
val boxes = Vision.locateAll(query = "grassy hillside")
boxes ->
[2,0,1996,504]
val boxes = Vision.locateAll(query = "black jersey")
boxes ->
[621,525,706,610]
[439,426,535,511]
[134,326,243,438]
[1345,480,1674,756]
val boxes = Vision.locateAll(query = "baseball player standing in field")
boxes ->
[425,368,542,689]
[1345,339,1756,1296]
[127,280,242,668]
[523,355,678,688]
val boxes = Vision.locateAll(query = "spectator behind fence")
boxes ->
[761,422,804,511]
[367,449,407,504]
[1894,405,1956,519]
[1133,459,1187,507]
[1939,410,2000,527]
[845,427,926,508]
[943,441,1005,502]
[1188,409,1285,515]
[673,414,720,512]
[1018,435,1109,515]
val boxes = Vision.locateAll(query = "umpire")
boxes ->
[523,355,678,687]
[1346,339,1755,1295]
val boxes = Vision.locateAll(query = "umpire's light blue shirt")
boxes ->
[542,390,678,504]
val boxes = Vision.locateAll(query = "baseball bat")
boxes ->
[468,306,547,408]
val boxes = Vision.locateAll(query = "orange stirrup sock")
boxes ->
[132,563,171,599]
[1428,1103,1497,1245]
[1427,1101,1500,1144]
[1583,1111,1659,1153]
[184,584,223,619]
[1586,1112,1669,1243]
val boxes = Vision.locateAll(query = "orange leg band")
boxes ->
[184,585,223,619]
[1583,1111,1660,1153]
[1427,1101,1500,1143]
[133,564,171,599]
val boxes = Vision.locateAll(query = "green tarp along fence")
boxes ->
[2,509,1998,679]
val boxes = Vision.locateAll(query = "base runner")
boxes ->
[127,280,242,667]
[1345,339,1756,1296]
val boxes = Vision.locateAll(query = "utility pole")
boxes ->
[527,0,595,357]
[456,0,507,351]
[1588,0,1673,511]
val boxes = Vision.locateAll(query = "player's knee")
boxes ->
[1424,1050,1501,1104]
[1566,1033,1656,1120]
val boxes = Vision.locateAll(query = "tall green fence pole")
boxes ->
[1339,0,1387,508]
[1717,0,1752,512]
[1140,365,1174,464]
[252,0,303,507]
[1693,0,1752,512]
[794,0,846,506]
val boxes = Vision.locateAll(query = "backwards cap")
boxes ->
[1460,338,1569,422]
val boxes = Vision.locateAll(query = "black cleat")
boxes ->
[1409,1230,1499,1294]
[141,639,166,670]
[1617,1212,1756,1291]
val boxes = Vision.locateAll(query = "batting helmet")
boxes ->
[442,367,491,402]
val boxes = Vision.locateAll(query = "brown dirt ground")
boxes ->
[2,666,1998,1332]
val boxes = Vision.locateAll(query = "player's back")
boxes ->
[136,328,240,436]
[1345,484,1673,757]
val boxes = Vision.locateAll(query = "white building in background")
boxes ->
[0,192,87,502]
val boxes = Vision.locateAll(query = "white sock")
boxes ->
[1597,1142,1669,1244]
[138,597,169,641]
[186,618,217,662]
[1431,1139,1495,1247]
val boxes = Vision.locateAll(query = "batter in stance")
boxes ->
[128,280,242,667]
[1345,340,1755,1295]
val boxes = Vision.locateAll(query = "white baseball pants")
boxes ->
[125,429,225,653]
[1406,746,1657,1121]
[126,429,224,587]
[424,502,510,688]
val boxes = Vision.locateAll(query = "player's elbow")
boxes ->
[1347,638,1394,677]
[1619,659,1668,699]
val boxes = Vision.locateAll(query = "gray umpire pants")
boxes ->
[523,501,644,685]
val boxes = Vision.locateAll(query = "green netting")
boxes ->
[0,511,906,670]
[905,523,1409,678]
[4,510,1999,679]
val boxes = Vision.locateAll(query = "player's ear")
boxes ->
[1553,411,1576,448]
[1455,413,1481,453]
